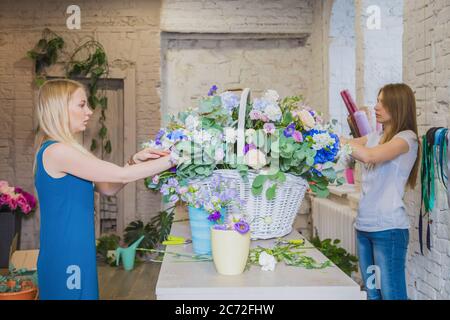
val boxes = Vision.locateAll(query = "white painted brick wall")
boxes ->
[403,0,450,300]
[161,0,314,34]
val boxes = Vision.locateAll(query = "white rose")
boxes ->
[244,149,267,170]
[224,127,237,144]
[245,128,257,144]
[214,148,225,162]
[258,252,277,272]
[245,128,256,137]
[264,104,282,122]
[264,90,280,104]
[299,109,316,129]
[185,115,200,131]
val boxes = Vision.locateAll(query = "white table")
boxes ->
[155,221,366,300]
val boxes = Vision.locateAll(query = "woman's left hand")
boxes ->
[132,148,170,164]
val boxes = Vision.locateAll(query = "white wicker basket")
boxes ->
[196,169,308,239]
[191,88,309,239]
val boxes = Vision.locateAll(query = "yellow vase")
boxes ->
[211,227,251,275]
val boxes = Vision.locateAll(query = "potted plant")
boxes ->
[211,214,251,275]
[0,266,38,300]
[0,181,37,268]
[160,175,242,255]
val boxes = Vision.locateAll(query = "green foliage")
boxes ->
[123,207,175,253]
[310,234,358,276]
[96,234,121,266]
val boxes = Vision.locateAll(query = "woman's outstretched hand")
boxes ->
[132,148,170,164]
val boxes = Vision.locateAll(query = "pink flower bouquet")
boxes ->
[0,181,37,215]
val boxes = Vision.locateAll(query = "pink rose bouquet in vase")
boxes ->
[0,181,37,268]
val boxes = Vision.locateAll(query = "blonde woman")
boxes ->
[34,79,173,300]
[340,83,420,300]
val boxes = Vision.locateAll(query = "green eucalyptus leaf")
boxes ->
[252,174,267,188]
[266,184,277,200]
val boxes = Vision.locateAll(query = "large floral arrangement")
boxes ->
[145,85,347,201]
[0,181,37,215]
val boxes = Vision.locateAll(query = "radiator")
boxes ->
[311,197,358,256]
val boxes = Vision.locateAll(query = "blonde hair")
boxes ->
[378,83,421,189]
[34,79,92,173]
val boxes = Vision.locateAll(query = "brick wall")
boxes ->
[403,0,450,300]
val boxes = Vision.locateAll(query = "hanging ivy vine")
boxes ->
[66,40,111,154]
[26,28,64,87]
[27,29,112,154]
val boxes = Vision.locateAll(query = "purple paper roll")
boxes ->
[353,111,372,136]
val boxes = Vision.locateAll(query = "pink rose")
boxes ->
[1,193,17,210]
[249,110,262,121]
[292,131,304,143]
[0,180,9,193]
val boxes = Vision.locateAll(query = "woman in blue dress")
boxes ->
[34,79,174,300]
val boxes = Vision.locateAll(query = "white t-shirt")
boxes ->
[355,130,419,232]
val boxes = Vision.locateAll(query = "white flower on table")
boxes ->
[258,251,277,272]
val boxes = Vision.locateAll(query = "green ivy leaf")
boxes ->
[90,139,98,151]
[99,126,107,139]
[105,140,112,154]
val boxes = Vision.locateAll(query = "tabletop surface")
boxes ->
[155,221,365,300]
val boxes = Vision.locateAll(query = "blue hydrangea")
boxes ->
[305,130,340,164]
[220,92,240,111]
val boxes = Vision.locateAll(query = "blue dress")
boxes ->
[35,140,98,300]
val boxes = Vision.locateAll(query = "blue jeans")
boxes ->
[356,229,409,300]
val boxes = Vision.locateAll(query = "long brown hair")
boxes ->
[378,83,420,189]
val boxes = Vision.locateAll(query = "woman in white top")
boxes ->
[340,83,420,300]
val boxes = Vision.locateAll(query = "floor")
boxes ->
[1,261,162,300]
[98,261,161,300]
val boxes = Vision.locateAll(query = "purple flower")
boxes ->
[283,123,296,138]
[234,220,250,234]
[155,129,165,145]
[167,178,179,188]
[213,224,228,230]
[263,123,276,135]
[208,85,218,96]
[208,211,222,222]
[292,130,303,143]
[169,167,177,173]
[169,194,179,203]
[244,143,257,155]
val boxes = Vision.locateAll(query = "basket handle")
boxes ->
[237,88,251,160]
